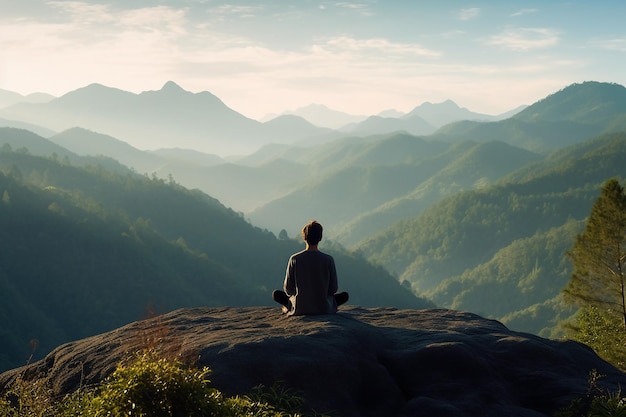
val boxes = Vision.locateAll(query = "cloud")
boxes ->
[488,28,559,51]
[595,38,626,52]
[320,36,441,58]
[210,4,264,18]
[333,2,375,17]
[458,8,480,21]
[511,8,539,17]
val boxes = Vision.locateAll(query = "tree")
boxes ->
[563,178,626,368]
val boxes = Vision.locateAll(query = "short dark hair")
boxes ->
[302,220,323,245]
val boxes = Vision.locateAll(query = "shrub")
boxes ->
[1,349,329,417]
[555,370,626,417]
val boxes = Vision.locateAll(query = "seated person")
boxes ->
[272,220,349,315]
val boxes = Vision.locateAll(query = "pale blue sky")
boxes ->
[1,1,625,119]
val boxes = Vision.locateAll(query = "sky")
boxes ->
[1,1,626,120]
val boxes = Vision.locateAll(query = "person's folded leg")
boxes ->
[272,290,291,308]
[334,292,349,306]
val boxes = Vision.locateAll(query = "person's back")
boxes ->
[272,220,348,316]
[285,249,337,315]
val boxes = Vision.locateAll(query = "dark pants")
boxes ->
[272,290,349,309]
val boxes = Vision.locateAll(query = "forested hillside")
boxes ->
[358,132,626,335]
[248,136,541,241]
[429,81,626,152]
[0,138,430,372]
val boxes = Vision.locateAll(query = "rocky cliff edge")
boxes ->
[1,306,624,417]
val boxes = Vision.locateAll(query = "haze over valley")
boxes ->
[3,2,626,378]
[2,80,626,368]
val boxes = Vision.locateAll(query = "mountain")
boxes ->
[404,99,492,128]
[262,114,339,143]
[357,132,626,335]
[431,115,603,152]
[514,81,626,124]
[334,140,542,246]
[149,148,224,167]
[50,127,166,174]
[247,135,539,240]
[277,103,368,129]
[340,114,435,136]
[0,82,332,155]
[403,99,523,128]
[0,88,55,108]
[427,82,626,152]
[0,142,430,371]
[0,117,57,138]
[377,108,405,118]
[152,158,308,212]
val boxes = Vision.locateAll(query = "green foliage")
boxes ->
[564,306,626,372]
[77,350,221,416]
[426,220,581,334]
[1,351,326,417]
[515,81,626,125]
[561,178,626,370]
[0,142,428,372]
[555,370,626,417]
[0,376,52,417]
[563,178,626,318]
[358,133,626,336]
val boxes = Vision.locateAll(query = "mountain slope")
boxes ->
[342,114,435,136]
[514,81,626,124]
[50,127,166,174]
[357,132,626,334]
[0,144,430,371]
[0,82,332,155]
[429,81,626,152]
[249,137,541,242]
[403,99,513,128]
[336,140,542,245]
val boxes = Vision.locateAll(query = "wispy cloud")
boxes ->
[488,28,559,51]
[333,2,375,17]
[320,36,441,58]
[458,8,480,21]
[595,38,626,52]
[211,4,264,18]
[511,8,539,17]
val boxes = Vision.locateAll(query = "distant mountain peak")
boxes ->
[514,81,626,124]
[416,99,462,110]
[161,81,185,92]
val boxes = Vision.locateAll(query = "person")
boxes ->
[272,220,349,316]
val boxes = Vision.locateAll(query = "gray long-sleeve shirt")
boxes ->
[283,249,338,315]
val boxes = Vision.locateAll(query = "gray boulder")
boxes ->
[1,306,624,416]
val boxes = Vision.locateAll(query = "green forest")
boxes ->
[3,81,626,375]
[358,132,626,336]
[0,139,429,372]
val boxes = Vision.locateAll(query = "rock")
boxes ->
[1,306,624,416]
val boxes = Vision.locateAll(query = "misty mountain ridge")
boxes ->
[0,82,340,155]
[514,81,626,125]
[403,99,526,127]
[275,99,524,132]
[0,88,55,108]
[23,80,626,232]
[3,80,626,355]
[265,103,370,129]
[0,81,526,156]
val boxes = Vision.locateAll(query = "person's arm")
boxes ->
[284,257,296,296]
[328,256,338,295]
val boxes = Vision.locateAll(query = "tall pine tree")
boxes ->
[564,178,626,323]
[563,178,626,369]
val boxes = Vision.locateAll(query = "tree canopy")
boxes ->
[563,178,626,324]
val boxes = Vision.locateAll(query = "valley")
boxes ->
[2,80,626,370]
